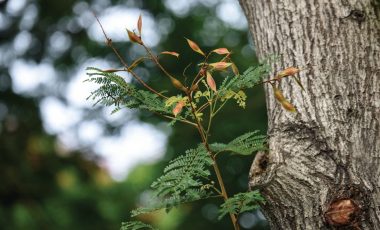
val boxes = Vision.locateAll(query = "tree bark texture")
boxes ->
[239,0,380,229]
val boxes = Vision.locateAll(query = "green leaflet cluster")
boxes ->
[86,63,271,229]
[215,63,270,109]
[86,67,171,115]
[218,190,265,220]
[151,145,213,197]
[219,63,270,97]
[130,145,215,217]
[84,15,287,229]
[210,131,267,155]
[121,221,156,230]
[123,132,266,229]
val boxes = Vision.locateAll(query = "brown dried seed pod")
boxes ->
[275,67,300,79]
[280,100,296,112]
[189,84,198,92]
[274,88,286,102]
[170,77,187,92]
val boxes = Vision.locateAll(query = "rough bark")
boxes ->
[239,0,380,229]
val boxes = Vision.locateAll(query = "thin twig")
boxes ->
[183,62,192,86]
[186,91,240,230]
[92,11,167,99]
[197,101,211,113]
[160,114,198,127]
[190,54,211,92]
[142,44,177,80]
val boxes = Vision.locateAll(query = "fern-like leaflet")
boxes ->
[218,190,265,220]
[85,36,275,228]
[86,67,171,115]
[219,63,270,97]
[120,221,156,230]
[131,145,215,217]
[211,131,267,155]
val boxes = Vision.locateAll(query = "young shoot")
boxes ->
[87,13,305,230]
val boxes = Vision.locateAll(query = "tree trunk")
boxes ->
[239,0,380,229]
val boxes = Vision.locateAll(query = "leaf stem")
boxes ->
[186,91,240,230]
[206,100,214,140]
[142,44,178,81]
[160,114,198,127]
[196,101,211,113]
[213,98,228,116]
[93,12,167,99]
[190,53,211,94]
[212,157,240,230]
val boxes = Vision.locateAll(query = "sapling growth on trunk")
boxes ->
[87,13,305,230]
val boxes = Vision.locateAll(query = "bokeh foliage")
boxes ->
[0,0,268,229]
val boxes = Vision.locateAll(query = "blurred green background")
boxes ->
[0,0,269,229]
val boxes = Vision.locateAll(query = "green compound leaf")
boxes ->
[218,190,265,220]
[86,67,171,115]
[219,63,270,96]
[210,131,266,155]
[131,145,215,217]
[120,221,156,230]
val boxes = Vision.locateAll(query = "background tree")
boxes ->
[239,0,380,229]
[0,0,269,229]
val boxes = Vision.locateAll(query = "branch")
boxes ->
[92,12,167,99]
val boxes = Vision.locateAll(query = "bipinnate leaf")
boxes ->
[218,190,265,220]
[130,145,214,217]
[85,67,171,115]
[151,145,213,197]
[185,38,205,56]
[217,65,269,102]
[210,131,266,155]
[121,221,156,230]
